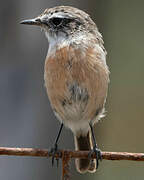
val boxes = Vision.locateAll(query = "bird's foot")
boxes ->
[50,144,61,167]
[88,146,102,169]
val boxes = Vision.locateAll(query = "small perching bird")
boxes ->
[20,6,109,174]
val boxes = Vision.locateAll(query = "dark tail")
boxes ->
[74,131,96,173]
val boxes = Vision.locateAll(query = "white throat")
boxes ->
[45,31,93,58]
[45,31,69,57]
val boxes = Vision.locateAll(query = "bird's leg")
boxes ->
[88,122,102,169]
[50,123,63,167]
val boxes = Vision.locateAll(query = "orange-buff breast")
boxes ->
[44,45,109,135]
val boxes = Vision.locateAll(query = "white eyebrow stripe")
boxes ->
[50,12,73,19]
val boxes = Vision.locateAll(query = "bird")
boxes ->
[20,6,109,174]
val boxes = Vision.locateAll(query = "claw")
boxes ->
[50,144,60,167]
[88,146,102,169]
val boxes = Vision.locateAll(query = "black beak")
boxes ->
[20,18,42,26]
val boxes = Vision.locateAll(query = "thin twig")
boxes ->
[0,147,143,161]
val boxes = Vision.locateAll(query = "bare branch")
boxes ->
[62,151,71,180]
[0,147,143,161]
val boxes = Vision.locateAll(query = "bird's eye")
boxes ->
[50,17,63,26]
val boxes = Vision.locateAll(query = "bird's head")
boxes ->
[20,6,98,42]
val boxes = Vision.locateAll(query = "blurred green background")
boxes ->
[0,0,144,179]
